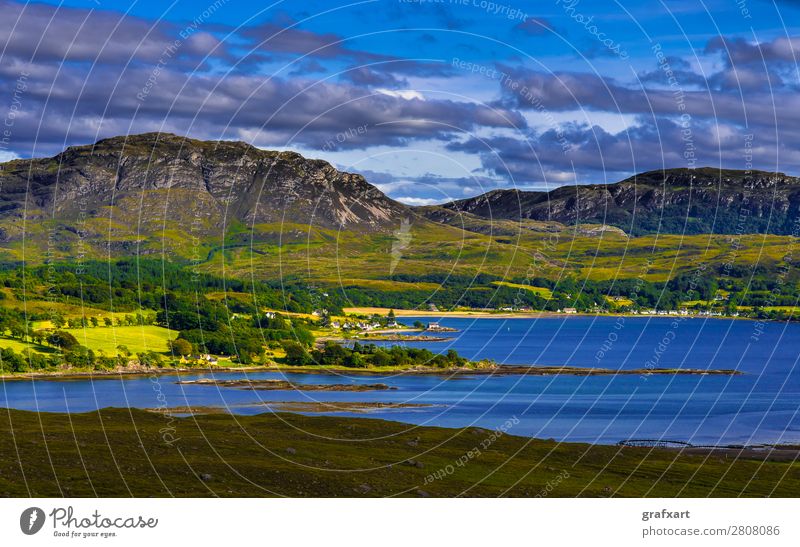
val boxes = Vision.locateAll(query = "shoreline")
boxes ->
[344,307,777,322]
[0,363,742,381]
[317,333,453,344]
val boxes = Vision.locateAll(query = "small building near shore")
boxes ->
[563,307,577,314]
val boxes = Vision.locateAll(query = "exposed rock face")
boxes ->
[0,132,408,232]
[441,168,800,235]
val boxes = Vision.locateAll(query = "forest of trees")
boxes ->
[0,260,335,315]
[0,259,797,320]
[282,340,469,369]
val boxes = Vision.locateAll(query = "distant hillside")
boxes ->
[418,204,628,238]
[440,168,800,236]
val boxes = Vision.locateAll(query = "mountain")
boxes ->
[439,168,800,236]
[0,132,408,237]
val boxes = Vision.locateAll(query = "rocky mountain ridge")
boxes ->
[439,167,800,236]
[0,132,408,233]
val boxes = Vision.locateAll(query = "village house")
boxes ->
[190,354,218,365]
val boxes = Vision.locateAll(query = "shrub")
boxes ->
[47,330,79,350]
[282,341,310,366]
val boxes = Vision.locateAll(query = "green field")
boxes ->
[319,278,442,291]
[492,281,553,298]
[605,296,634,306]
[761,306,800,313]
[65,325,178,354]
[0,408,797,497]
[0,296,112,320]
[0,337,57,354]
[30,310,157,330]
[0,325,178,356]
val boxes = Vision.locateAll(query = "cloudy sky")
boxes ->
[1,0,798,204]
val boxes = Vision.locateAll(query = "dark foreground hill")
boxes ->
[1,408,797,497]
[439,167,800,236]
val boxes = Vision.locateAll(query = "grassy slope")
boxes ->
[0,408,796,497]
[200,220,796,284]
[0,325,178,356]
[0,289,157,325]
[65,325,178,354]
[2,210,796,285]
[0,337,57,354]
[0,296,114,320]
[492,281,554,298]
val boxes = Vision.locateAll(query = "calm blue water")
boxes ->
[2,316,799,445]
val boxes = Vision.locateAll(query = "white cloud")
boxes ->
[0,150,19,162]
[375,88,425,100]
[393,196,443,206]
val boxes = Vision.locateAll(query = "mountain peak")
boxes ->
[0,134,410,258]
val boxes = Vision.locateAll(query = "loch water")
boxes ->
[3,316,799,445]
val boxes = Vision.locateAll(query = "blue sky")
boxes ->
[1,0,799,204]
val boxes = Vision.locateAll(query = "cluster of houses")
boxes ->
[556,307,737,317]
[178,354,219,365]
[630,308,736,317]
[491,306,539,313]
[328,319,400,331]
[633,309,690,316]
